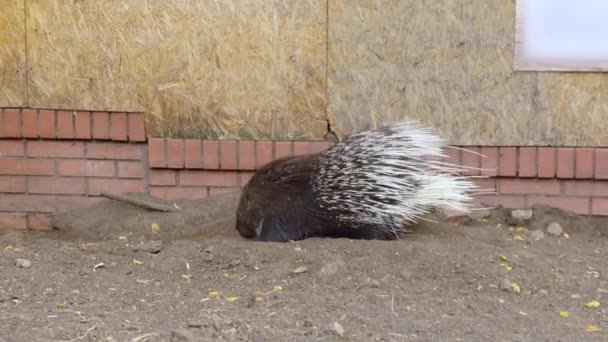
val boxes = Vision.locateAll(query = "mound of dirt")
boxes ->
[51,190,244,243]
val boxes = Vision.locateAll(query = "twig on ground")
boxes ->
[101,192,179,212]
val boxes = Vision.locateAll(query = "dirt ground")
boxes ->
[1,191,607,342]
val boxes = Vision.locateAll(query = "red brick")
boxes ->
[148,138,166,167]
[220,140,238,170]
[472,178,497,193]
[179,170,238,187]
[239,171,255,186]
[498,147,517,177]
[87,178,145,196]
[537,147,556,178]
[0,140,25,156]
[563,180,608,197]
[461,147,481,176]
[202,141,220,169]
[93,112,110,140]
[29,176,86,195]
[208,187,239,195]
[594,149,608,179]
[21,109,38,138]
[475,194,526,209]
[517,147,537,177]
[591,198,608,216]
[444,146,461,166]
[74,111,91,140]
[0,194,102,213]
[184,139,203,168]
[0,213,27,229]
[128,113,146,142]
[0,176,26,193]
[150,169,176,186]
[28,141,84,158]
[238,141,255,170]
[0,159,54,175]
[499,179,560,195]
[166,139,185,168]
[117,161,144,178]
[274,142,292,159]
[2,109,20,138]
[255,141,273,168]
[557,148,575,178]
[56,111,74,139]
[57,160,115,177]
[110,112,128,141]
[87,142,142,160]
[293,142,311,156]
[575,148,594,179]
[310,141,331,154]
[150,186,208,200]
[527,195,590,215]
[39,110,56,138]
[28,213,53,230]
[480,147,498,177]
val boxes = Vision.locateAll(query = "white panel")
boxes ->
[515,0,608,71]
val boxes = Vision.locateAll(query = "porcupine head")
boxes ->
[236,120,479,242]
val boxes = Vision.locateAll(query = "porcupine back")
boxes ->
[235,120,482,242]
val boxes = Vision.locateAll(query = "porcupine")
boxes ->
[235,120,481,242]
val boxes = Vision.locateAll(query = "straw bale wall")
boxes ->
[1,0,607,145]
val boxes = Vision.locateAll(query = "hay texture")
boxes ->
[328,0,608,146]
[25,0,327,140]
[0,0,27,107]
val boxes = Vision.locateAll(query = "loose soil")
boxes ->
[1,191,607,341]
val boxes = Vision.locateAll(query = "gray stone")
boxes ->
[132,241,163,254]
[530,229,544,240]
[328,322,345,337]
[546,222,564,236]
[509,209,533,225]
[15,258,31,268]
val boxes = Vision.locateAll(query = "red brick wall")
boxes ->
[1,108,608,230]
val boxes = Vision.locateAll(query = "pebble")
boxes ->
[571,294,581,299]
[328,321,345,337]
[293,266,309,274]
[469,208,491,221]
[187,320,204,328]
[546,222,564,236]
[498,278,511,291]
[319,260,345,277]
[15,258,31,268]
[538,289,549,295]
[508,208,533,225]
[530,229,544,240]
[439,208,471,224]
[132,241,163,254]
[204,253,214,263]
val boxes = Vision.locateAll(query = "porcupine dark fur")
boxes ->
[235,120,481,242]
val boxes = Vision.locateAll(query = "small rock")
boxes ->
[221,259,240,269]
[469,208,491,221]
[538,289,549,295]
[104,337,118,342]
[132,241,163,254]
[498,278,511,291]
[15,258,31,268]
[203,246,215,254]
[204,253,214,263]
[546,222,564,237]
[187,320,204,328]
[169,329,197,342]
[571,294,581,299]
[243,254,256,268]
[530,229,544,240]
[439,208,471,224]
[509,209,533,225]
[293,266,309,274]
[319,260,345,277]
[328,321,345,337]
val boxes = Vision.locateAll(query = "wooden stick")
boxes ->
[100,192,179,212]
